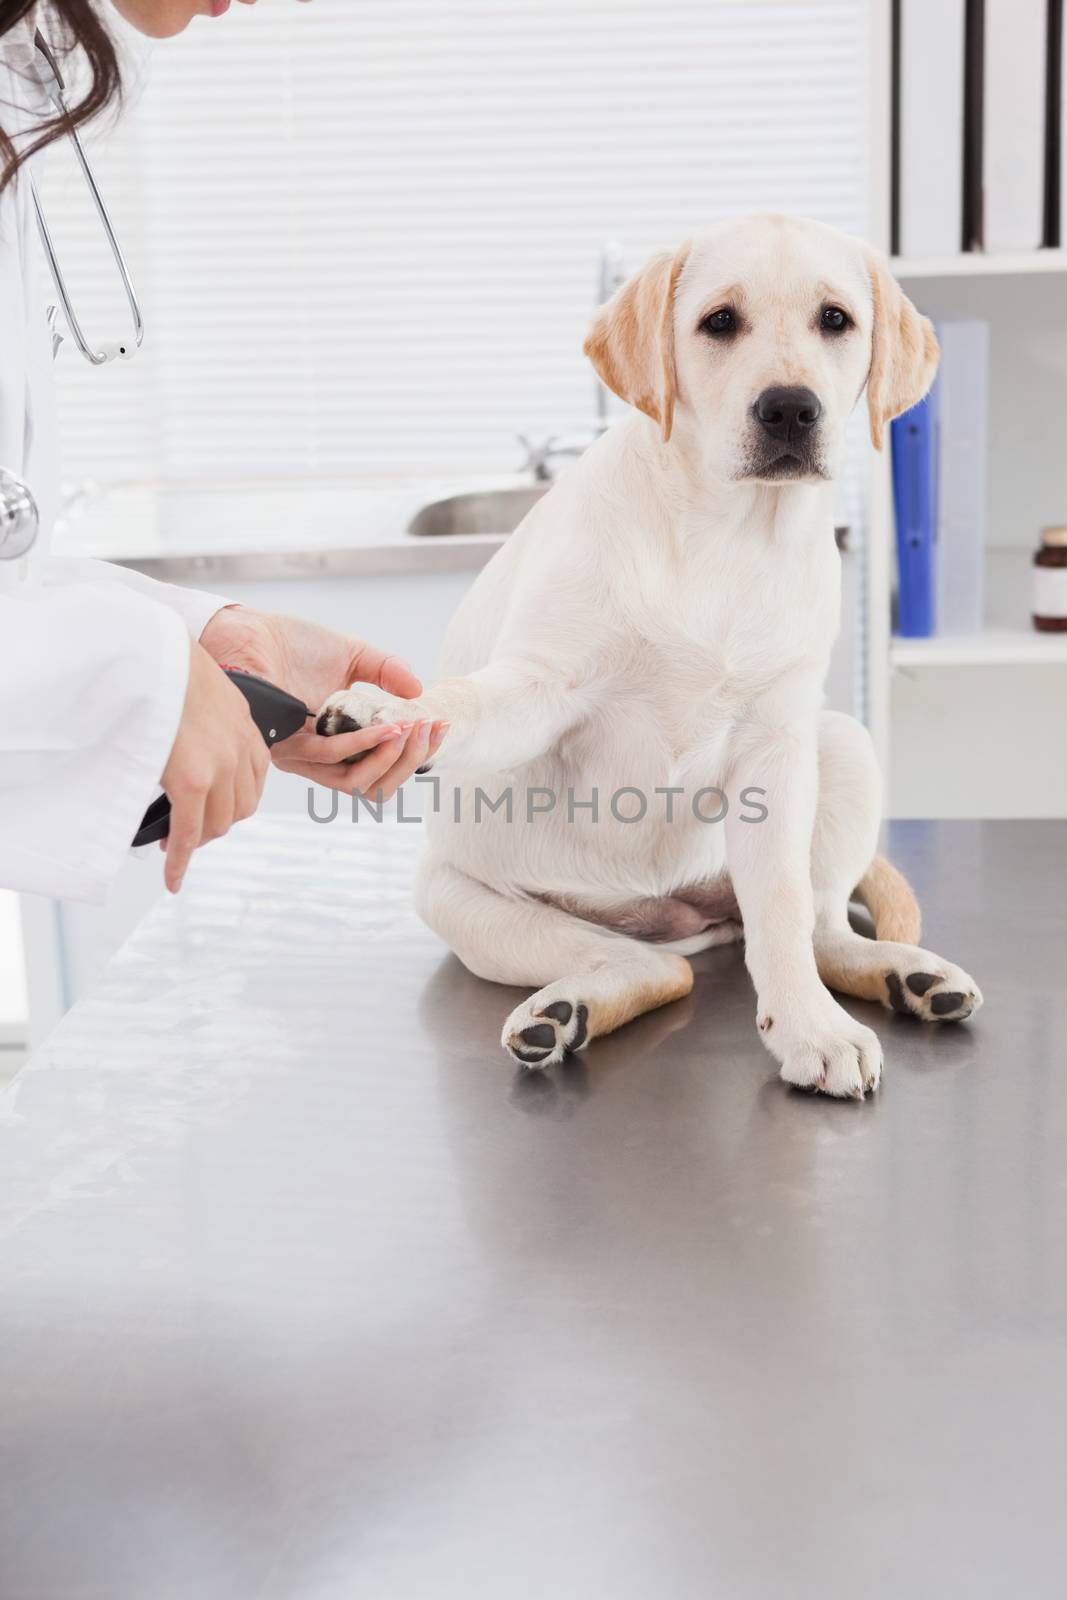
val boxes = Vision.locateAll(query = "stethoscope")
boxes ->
[0,31,145,562]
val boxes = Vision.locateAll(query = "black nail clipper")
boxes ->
[131,667,311,848]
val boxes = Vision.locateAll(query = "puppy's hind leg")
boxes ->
[811,712,982,1025]
[416,859,694,1068]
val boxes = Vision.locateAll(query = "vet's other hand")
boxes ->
[160,639,271,894]
[197,604,425,793]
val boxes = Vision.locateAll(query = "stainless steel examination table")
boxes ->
[2,817,1065,1599]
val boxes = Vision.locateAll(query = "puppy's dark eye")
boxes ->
[699,307,736,337]
[820,305,850,333]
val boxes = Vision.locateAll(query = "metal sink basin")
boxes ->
[406,485,547,538]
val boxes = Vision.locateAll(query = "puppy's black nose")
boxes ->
[754,386,822,441]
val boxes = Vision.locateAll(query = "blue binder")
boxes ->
[890,390,938,638]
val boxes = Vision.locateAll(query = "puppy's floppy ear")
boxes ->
[583,241,691,443]
[864,247,940,450]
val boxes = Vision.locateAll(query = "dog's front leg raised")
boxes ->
[317,657,587,776]
[726,678,882,1098]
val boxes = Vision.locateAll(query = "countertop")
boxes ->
[53,476,525,581]
[2,816,1065,1599]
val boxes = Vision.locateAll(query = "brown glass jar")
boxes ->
[1033,527,1067,632]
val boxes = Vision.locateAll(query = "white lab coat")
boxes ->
[0,50,229,904]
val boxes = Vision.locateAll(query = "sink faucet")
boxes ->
[518,241,627,482]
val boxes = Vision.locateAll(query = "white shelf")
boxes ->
[890,548,1067,668]
[892,630,1067,667]
[892,249,1067,280]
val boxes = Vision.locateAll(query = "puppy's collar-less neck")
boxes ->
[652,436,833,547]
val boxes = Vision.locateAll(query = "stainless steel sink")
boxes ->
[406,485,547,538]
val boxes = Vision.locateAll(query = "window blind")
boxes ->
[40,0,872,490]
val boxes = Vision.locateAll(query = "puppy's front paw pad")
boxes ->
[885,961,982,1024]
[503,996,589,1069]
[316,687,394,735]
[315,688,411,761]
[316,707,360,738]
[776,1016,883,1099]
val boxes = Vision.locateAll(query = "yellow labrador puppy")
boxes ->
[320,214,981,1098]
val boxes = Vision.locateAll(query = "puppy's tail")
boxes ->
[855,855,922,945]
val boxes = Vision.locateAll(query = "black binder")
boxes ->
[961,0,985,251]
[1045,0,1064,247]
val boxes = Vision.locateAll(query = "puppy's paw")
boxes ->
[882,953,982,1024]
[763,1003,883,1099]
[316,686,438,771]
[315,685,411,738]
[502,990,590,1069]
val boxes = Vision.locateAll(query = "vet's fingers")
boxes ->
[271,758,342,788]
[274,728,417,796]
[351,642,422,700]
[283,728,412,794]
[378,657,423,699]
[363,720,434,802]
[163,788,206,894]
[343,723,423,796]
[279,754,394,795]
[278,721,440,797]
[274,722,406,769]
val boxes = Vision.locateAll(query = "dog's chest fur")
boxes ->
[598,513,840,733]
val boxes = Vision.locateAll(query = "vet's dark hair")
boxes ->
[0,1,121,193]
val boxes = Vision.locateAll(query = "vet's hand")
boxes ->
[161,638,271,894]
[198,605,437,796]
[313,685,449,800]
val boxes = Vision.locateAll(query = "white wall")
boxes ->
[44,0,874,491]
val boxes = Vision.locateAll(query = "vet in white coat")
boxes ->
[0,47,227,904]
